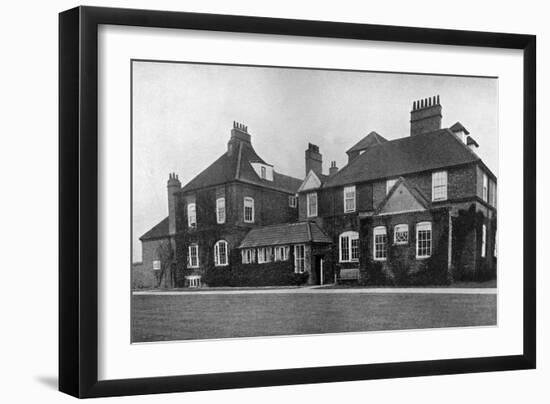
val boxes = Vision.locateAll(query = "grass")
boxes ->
[132,292,497,342]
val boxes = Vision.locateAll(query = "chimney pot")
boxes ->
[410,95,443,136]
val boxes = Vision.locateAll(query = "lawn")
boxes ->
[132,292,496,342]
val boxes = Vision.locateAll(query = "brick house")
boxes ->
[297,96,497,284]
[137,95,497,288]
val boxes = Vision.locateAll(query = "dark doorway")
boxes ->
[314,255,324,285]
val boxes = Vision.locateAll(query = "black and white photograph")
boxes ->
[131,61,498,343]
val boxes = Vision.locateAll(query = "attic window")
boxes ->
[261,166,266,179]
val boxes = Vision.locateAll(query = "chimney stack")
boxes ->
[305,143,323,177]
[329,161,338,176]
[167,173,181,235]
[410,95,442,136]
[228,121,251,156]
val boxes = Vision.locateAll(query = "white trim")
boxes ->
[343,185,356,213]
[187,203,196,228]
[481,224,487,258]
[307,192,318,217]
[377,208,426,216]
[152,260,161,270]
[244,197,254,223]
[393,224,409,245]
[187,244,199,268]
[339,231,359,263]
[294,244,306,273]
[373,226,387,261]
[432,170,448,201]
[416,222,432,259]
[288,195,297,208]
[214,240,229,266]
[216,197,226,224]
[297,170,322,192]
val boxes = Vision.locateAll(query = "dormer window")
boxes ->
[251,163,273,181]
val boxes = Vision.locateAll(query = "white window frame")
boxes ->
[274,246,289,261]
[241,248,256,264]
[482,173,489,202]
[416,222,432,259]
[257,247,267,264]
[152,260,161,270]
[244,197,254,223]
[187,244,199,268]
[481,224,487,258]
[294,244,306,273]
[432,171,448,201]
[216,197,226,224]
[386,178,398,195]
[289,195,297,208]
[187,203,196,228]
[261,166,266,179]
[307,192,318,217]
[373,226,387,261]
[343,185,356,213]
[393,224,409,245]
[214,240,229,266]
[339,231,359,263]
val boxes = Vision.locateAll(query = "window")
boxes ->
[257,247,269,263]
[294,244,306,273]
[241,248,256,264]
[187,203,196,228]
[275,246,289,261]
[214,240,228,266]
[188,244,199,268]
[289,195,297,208]
[489,181,497,207]
[432,171,448,201]
[416,222,432,258]
[244,197,254,223]
[344,186,356,213]
[261,166,266,179]
[373,226,387,261]
[152,260,161,270]
[307,192,318,217]
[482,173,488,202]
[394,224,409,245]
[481,224,487,258]
[339,231,359,263]
[216,198,226,224]
[386,178,398,195]
[186,276,201,288]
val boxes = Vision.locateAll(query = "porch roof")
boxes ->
[238,221,332,248]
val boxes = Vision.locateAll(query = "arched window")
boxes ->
[244,197,254,223]
[339,231,359,263]
[214,240,229,266]
[187,203,196,228]
[373,226,387,261]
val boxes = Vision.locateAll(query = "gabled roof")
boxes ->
[374,177,430,216]
[238,221,332,248]
[140,216,170,241]
[297,170,323,192]
[449,121,470,135]
[180,141,301,194]
[346,131,388,153]
[325,129,480,188]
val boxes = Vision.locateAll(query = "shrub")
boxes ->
[203,261,309,287]
[408,257,451,286]
[360,261,393,286]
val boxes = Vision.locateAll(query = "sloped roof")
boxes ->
[180,141,301,194]
[449,121,470,135]
[346,131,388,153]
[238,221,332,248]
[140,216,170,241]
[324,129,480,188]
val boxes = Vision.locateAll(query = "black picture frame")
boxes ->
[59,6,536,398]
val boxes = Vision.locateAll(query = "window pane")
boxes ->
[416,222,432,258]
[374,227,387,260]
[432,171,447,201]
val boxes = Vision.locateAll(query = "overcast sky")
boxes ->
[132,61,498,262]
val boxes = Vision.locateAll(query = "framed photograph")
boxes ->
[59,6,536,398]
